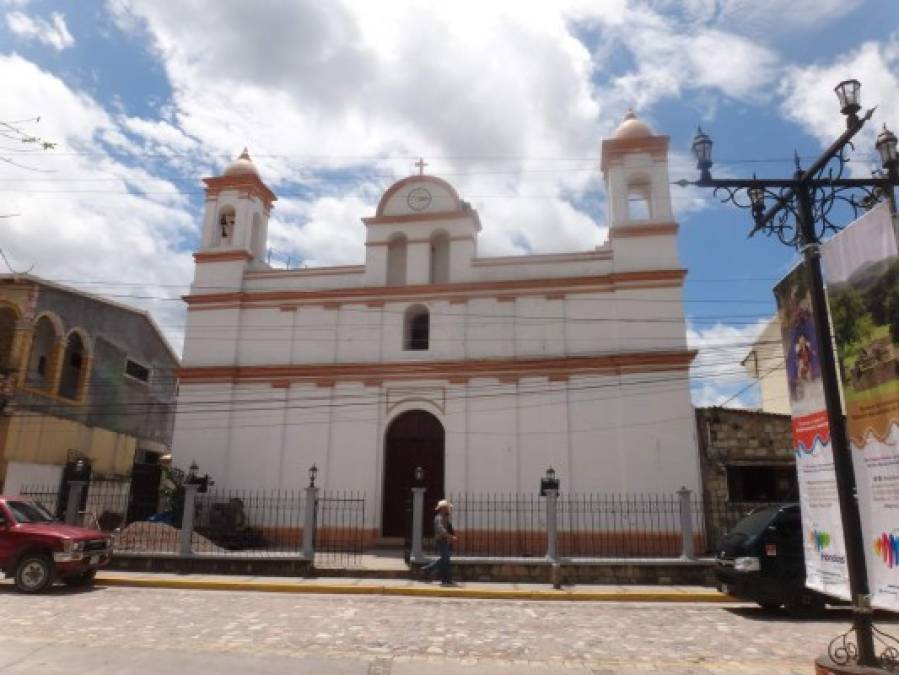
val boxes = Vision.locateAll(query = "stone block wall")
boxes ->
[695,406,794,548]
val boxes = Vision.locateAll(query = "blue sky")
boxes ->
[1,0,898,408]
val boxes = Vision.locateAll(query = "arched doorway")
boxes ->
[382,410,445,538]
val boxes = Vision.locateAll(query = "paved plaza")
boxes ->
[0,582,884,674]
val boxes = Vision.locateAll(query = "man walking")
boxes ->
[422,499,457,586]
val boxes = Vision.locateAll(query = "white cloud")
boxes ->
[5,11,74,50]
[687,319,769,408]
[100,0,794,273]
[780,38,899,167]
[104,0,614,266]
[0,54,194,351]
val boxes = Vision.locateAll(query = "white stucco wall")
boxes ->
[172,371,700,533]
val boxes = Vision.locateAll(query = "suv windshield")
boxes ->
[7,500,56,524]
[730,507,780,537]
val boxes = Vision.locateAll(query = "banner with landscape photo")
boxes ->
[823,202,899,611]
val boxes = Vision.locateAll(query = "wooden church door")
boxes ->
[382,410,445,538]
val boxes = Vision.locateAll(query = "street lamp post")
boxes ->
[676,79,898,670]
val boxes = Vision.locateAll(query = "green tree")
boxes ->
[831,287,866,347]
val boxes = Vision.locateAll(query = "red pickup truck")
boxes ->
[0,496,113,593]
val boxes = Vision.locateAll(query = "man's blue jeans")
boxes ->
[424,539,452,583]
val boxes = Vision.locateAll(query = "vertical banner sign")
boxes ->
[774,264,851,599]
[822,202,899,611]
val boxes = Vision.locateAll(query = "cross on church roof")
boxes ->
[414,157,428,175]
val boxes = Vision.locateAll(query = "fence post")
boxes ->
[410,486,426,564]
[302,486,319,559]
[678,486,696,560]
[545,488,559,562]
[179,483,199,557]
[65,480,86,526]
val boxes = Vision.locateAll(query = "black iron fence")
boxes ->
[21,477,780,565]
[314,491,368,568]
[558,494,684,558]
[192,489,306,557]
[446,493,545,557]
[412,491,777,559]
[20,481,365,564]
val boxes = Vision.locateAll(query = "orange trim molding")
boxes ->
[177,350,697,385]
[363,211,471,227]
[600,135,669,173]
[184,269,687,310]
[193,250,253,263]
[366,234,476,246]
[611,222,679,238]
[203,174,277,209]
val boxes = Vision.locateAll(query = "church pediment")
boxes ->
[375,175,463,218]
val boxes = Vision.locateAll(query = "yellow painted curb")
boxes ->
[96,576,738,603]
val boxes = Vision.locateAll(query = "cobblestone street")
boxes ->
[0,583,883,674]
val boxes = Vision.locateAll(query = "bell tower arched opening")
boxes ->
[386,233,408,286]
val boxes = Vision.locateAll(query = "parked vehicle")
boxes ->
[0,496,113,593]
[715,503,831,615]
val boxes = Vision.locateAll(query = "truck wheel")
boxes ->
[62,570,97,587]
[785,590,825,618]
[14,554,54,593]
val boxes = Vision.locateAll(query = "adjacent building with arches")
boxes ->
[174,113,701,543]
[0,275,179,495]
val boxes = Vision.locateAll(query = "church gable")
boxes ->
[375,175,463,218]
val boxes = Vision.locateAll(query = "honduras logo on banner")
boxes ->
[874,533,899,569]
[811,530,831,552]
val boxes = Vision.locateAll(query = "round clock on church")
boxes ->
[406,187,432,211]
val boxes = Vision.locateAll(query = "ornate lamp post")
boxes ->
[308,464,318,489]
[675,80,899,670]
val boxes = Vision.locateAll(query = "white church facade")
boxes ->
[172,113,701,539]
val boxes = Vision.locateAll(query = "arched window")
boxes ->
[627,177,652,221]
[217,206,236,246]
[404,305,429,351]
[386,233,407,286]
[429,231,449,284]
[0,306,17,371]
[59,330,88,400]
[27,315,58,389]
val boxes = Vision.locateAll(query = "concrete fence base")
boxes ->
[109,552,715,585]
[415,558,715,585]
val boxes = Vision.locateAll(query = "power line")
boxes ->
[8,365,760,433]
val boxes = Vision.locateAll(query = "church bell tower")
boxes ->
[601,111,680,272]
[191,149,277,292]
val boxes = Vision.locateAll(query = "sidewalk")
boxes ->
[95,570,736,603]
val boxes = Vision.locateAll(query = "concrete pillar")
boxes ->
[410,486,426,563]
[545,489,559,562]
[179,483,199,557]
[47,338,67,394]
[302,486,319,559]
[76,354,94,402]
[678,486,696,560]
[406,241,431,285]
[11,322,33,385]
[65,480,86,526]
